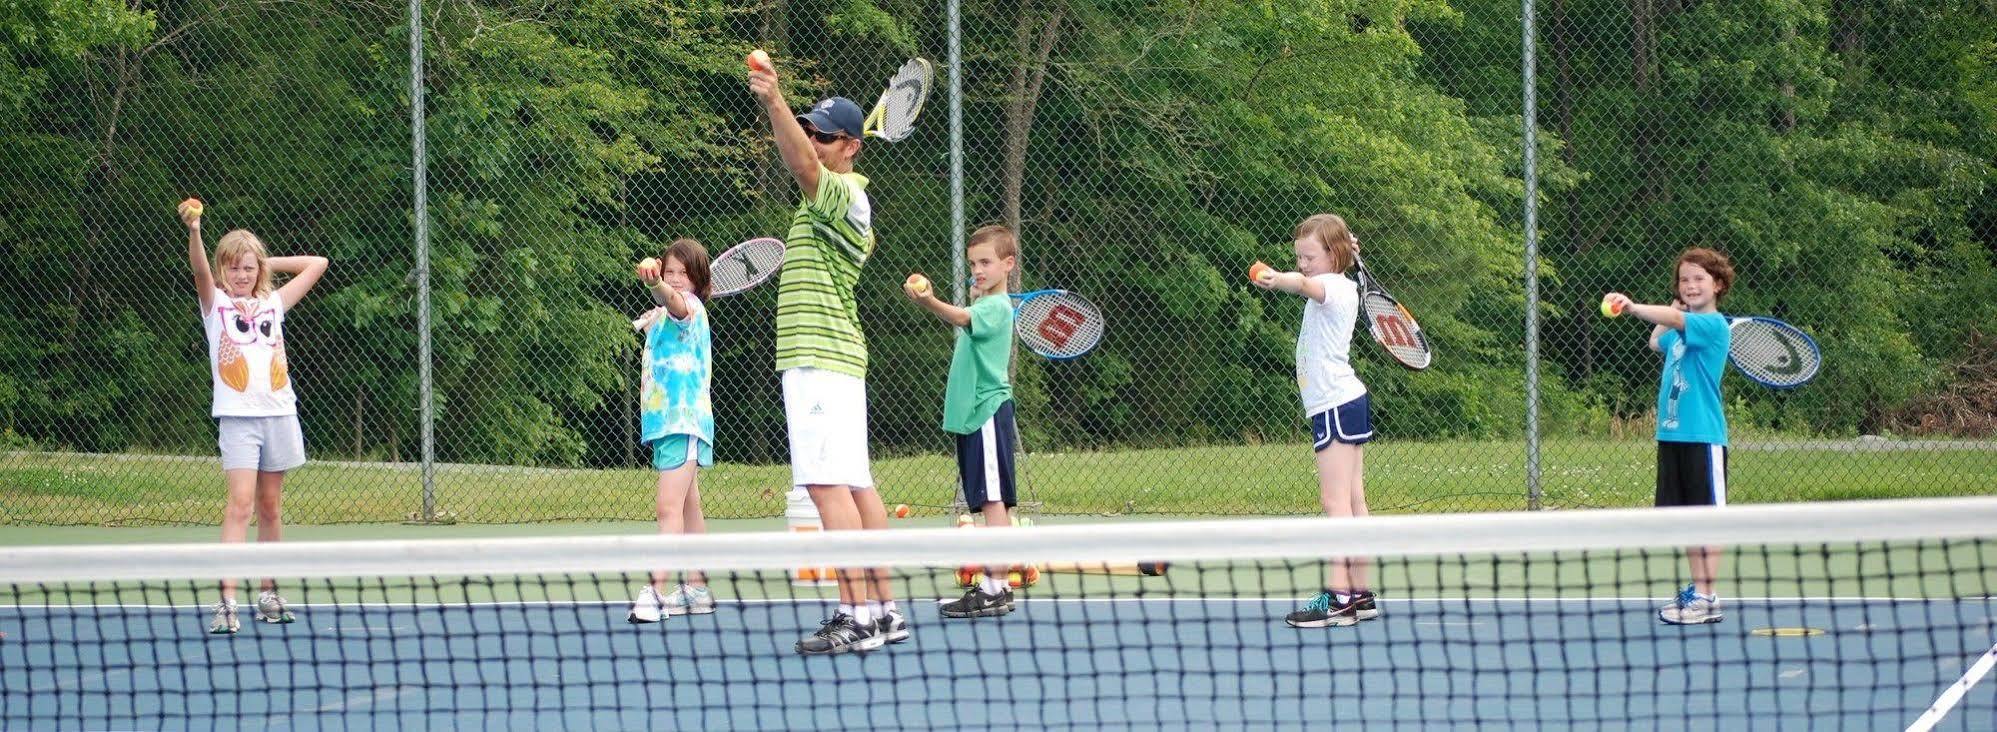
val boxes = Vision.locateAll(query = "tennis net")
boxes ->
[3,497,1994,730]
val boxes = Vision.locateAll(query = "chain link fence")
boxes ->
[4,0,1993,526]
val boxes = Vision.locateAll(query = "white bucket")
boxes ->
[785,488,838,586]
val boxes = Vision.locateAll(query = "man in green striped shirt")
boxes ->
[748,59,904,655]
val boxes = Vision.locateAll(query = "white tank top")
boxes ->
[1296,273,1367,416]
[202,289,297,417]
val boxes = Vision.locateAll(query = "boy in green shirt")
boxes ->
[903,225,1021,618]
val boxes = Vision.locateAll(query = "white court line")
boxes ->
[1906,641,1997,732]
[1,596,1990,610]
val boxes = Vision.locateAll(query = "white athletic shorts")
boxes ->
[782,367,874,489]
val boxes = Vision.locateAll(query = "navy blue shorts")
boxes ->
[1310,394,1374,452]
[955,401,1018,509]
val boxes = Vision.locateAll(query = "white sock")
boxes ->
[980,575,1009,595]
[852,604,875,626]
[838,603,856,619]
[881,600,898,615]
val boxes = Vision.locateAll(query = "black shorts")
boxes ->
[955,401,1018,509]
[1656,441,1728,507]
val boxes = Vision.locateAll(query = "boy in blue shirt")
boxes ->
[1602,247,1736,625]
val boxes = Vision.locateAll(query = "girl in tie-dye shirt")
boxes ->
[626,238,718,622]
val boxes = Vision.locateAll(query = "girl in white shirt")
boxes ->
[180,198,328,634]
[1253,213,1380,628]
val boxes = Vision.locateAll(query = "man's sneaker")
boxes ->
[1355,591,1380,621]
[627,585,666,624]
[796,613,882,655]
[1659,591,1724,625]
[208,601,240,635]
[663,585,717,616]
[1285,591,1361,628]
[255,590,296,624]
[940,587,1015,618]
[878,609,911,643]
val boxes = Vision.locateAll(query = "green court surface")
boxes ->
[7,438,1995,525]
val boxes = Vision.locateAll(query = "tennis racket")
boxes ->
[1011,289,1105,360]
[1728,316,1820,389]
[710,237,785,297]
[861,58,933,142]
[1039,561,1170,576]
[1352,254,1433,370]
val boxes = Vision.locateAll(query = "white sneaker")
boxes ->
[255,590,295,624]
[1658,588,1724,625]
[663,584,716,616]
[1658,583,1696,613]
[627,585,665,624]
[208,601,240,635]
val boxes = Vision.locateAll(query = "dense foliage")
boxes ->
[3,0,1991,470]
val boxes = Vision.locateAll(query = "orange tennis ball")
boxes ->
[1600,295,1624,318]
[638,257,660,280]
[179,198,204,219]
[893,503,911,519]
[904,273,932,296]
[1248,261,1274,284]
[746,49,773,73]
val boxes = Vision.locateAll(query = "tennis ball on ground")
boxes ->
[1248,261,1274,284]
[1600,295,1624,318]
[904,273,932,296]
[893,503,911,519]
[746,49,773,73]
[179,198,203,219]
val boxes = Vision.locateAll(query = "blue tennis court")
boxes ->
[5,595,1992,729]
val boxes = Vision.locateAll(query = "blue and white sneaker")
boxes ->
[663,584,717,616]
[1658,584,1723,625]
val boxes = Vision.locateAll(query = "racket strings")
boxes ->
[1017,294,1104,360]
[1731,322,1820,386]
[875,62,931,141]
[712,240,785,296]
[1363,293,1432,369]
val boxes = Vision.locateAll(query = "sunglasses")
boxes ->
[806,129,849,144]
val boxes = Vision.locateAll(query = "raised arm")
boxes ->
[636,259,693,321]
[181,199,215,311]
[270,255,330,309]
[747,62,820,193]
[903,273,971,327]
[1604,293,1687,352]
[1253,270,1328,303]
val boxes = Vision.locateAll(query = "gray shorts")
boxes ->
[217,415,307,472]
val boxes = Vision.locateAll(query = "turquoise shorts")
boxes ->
[651,434,714,471]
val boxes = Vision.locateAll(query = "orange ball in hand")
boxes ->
[746,49,773,73]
